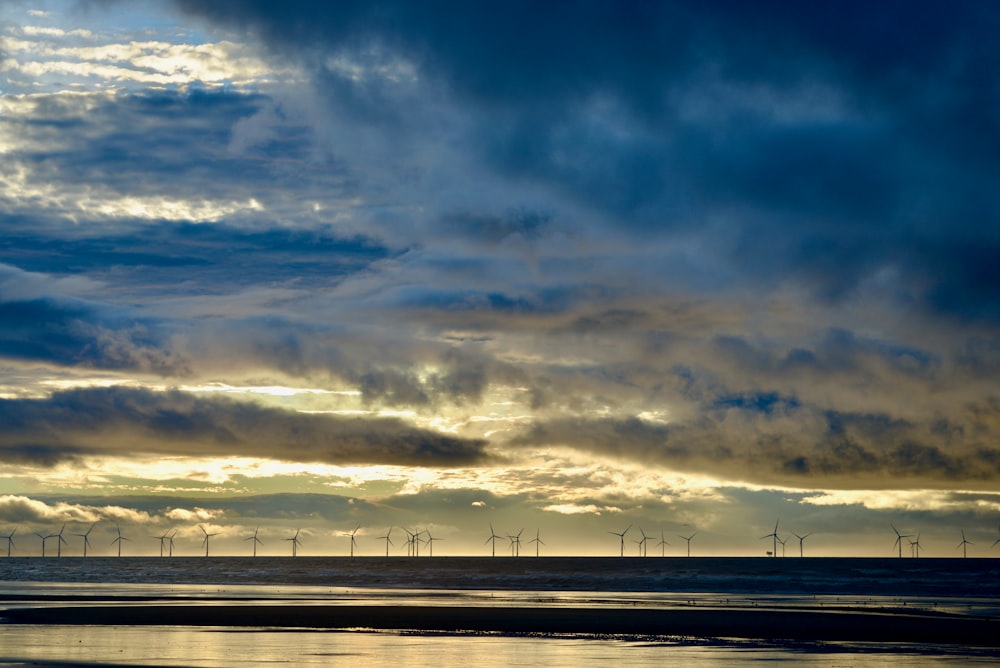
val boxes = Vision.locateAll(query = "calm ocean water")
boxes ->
[2,557,999,666]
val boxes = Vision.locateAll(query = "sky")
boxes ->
[1,0,999,558]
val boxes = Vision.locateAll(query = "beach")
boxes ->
[2,557,999,666]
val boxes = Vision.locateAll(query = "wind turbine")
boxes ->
[53,524,68,557]
[485,524,502,557]
[792,532,812,557]
[957,529,972,558]
[286,529,301,557]
[244,527,262,557]
[153,532,170,557]
[634,528,650,557]
[376,527,393,556]
[656,530,670,557]
[528,529,544,557]
[507,529,523,557]
[2,528,15,557]
[761,519,780,557]
[348,526,360,557]
[111,526,129,557]
[199,524,220,557]
[72,524,96,557]
[424,530,442,557]
[891,524,913,559]
[992,524,1000,549]
[608,524,631,557]
[402,527,416,557]
[909,534,922,558]
[35,530,49,557]
[167,530,177,557]
[678,532,696,557]
[777,535,787,557]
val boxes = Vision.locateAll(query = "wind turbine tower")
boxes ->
[199,525,220,557]
[485,524,502,557]
[153,532,169,557]
[348,526,360,557]
[608,524,631,557]
[792,532,812,557]
[244,527,262,557]
[35,531,49,557]
[111,526,129,557]
[891,524,913,559]
[424,530,442,556]
[909,534,922,558]
[528,529,544,557]
[377,527,393,557]
[656,530,670,557]
[53,525,68,557]
[72,524,96,557]
[678,532,696,557]
[761,519,780,557]
[2,528,15,557]
[957,529,972,558]
[286,529,302,556]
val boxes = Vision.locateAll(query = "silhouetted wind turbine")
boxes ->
[777,535,787,557]
[199,524,220,557]
[52,524,68,557]
[424,530,442,556]
[167,530,177,557]
[286,529,302,557]
[348,526,360,557]
[528,529,544,557]
[71,524,96,557]
[909,534,921,558]
[111,526,129,557]
[678,532,696,557]
[485,523,502,557]
[609,524,631,557]
[891,524,912,559]
[656,530,670,557]
[634,528,650,557]
[35,530,49,557]
[792,532,812,557]
[2,528,16,557]
[153,531,170,557]
[376,527,393,556]
[508,529,523,557]
[244,527,262,557]
[761,519,779,557]
[402,527,416,556]
[957,529,972,558]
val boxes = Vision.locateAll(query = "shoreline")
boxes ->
[3,603,999,646]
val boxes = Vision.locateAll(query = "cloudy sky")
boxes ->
[1,0,999,558]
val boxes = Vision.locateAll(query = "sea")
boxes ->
[2,556,999,667]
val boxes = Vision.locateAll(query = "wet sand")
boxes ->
[4,602,999,646]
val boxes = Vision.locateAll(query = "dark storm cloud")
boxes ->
[0,267,186,373]
[510,397,1000,488]
[0,386,488,467]
[0,222,391,295]
[173,0,1000,322]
